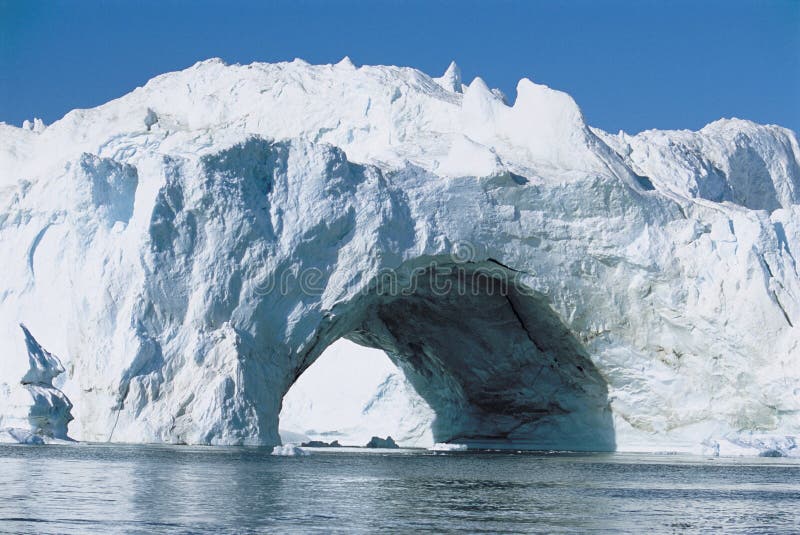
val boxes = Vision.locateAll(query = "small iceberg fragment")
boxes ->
[300,440,341,448]
[365,436,399,449]
[0,428,45,444]
[430,443,467,452]
[719,434,798,458]
[271,444,309,456]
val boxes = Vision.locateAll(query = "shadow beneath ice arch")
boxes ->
[280,260,616,452]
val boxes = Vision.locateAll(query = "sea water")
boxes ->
[0,444,797,533]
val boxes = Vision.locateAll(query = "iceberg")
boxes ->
[365,436,399,449]
[271,444,309,456]
[0,58,797,456]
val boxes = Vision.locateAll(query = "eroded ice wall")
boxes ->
[0,58,797,455]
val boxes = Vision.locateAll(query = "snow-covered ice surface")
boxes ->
[0,58,798,455]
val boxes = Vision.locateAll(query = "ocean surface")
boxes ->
[0,444,798,534]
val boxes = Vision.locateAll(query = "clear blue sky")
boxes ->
[1,0,798,134]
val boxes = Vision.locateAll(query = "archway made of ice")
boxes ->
[39,137,663,449]
[277,262,616,452]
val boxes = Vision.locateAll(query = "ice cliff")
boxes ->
[0,58,798,456]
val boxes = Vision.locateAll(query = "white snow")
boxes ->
[0,58,797,456]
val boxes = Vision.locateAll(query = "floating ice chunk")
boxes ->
[430,443,467,452]
[271,444,309,456]
[365,436,399,448]
[719,435,798,458]
[0,428,45,444]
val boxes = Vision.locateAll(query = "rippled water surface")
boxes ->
[0,444,798,533]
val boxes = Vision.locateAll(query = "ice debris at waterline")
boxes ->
[0,58,798,456]
[430,443,468,452]
[271,444,309,456]
[0,325,74,444]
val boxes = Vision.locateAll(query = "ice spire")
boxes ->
[0,325,74,443]
[336,56,356,69]
[434,61,463,93]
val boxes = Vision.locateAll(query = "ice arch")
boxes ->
[46,137,631,449]
[4,135,692,450]
[269,261,615,451]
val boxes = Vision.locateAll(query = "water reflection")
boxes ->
[0,445,798,533]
